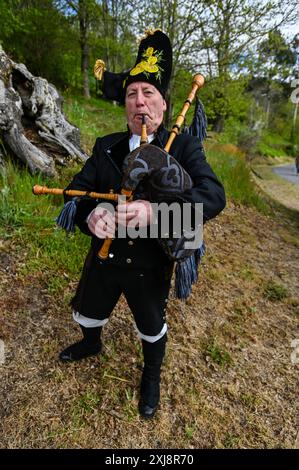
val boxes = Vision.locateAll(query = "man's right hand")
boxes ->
[87,204,116,239]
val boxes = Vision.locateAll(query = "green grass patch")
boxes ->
[71,390,102,428]
[223,432,240,449]
[204,340,232,367]
[0,161,90,293]
[264,280,289,301]
[185,424,196,440]
[206,148,269,213]
[63,94,127,153]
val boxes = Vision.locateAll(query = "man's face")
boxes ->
[125,82,167,135]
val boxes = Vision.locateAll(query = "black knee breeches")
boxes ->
[71,254,173,340]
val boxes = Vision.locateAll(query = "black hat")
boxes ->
[94,29,172,103]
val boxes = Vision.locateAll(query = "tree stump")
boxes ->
[0,47,88,177]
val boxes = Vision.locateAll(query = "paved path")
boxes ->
[273,164,299,185]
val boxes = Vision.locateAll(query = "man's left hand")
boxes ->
[116,200,154,228]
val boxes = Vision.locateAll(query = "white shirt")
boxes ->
[129,133,155,152]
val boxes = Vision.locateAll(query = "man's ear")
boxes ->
[163,99,167,112]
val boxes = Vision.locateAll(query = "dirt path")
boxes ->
[0,200,298,449]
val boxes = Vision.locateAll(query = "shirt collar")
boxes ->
[129,133,155,151]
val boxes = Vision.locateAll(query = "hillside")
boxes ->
[0,97,298,449]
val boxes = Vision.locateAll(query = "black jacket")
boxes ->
[66,126,226,269]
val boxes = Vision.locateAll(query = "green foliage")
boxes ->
[257,29,297,80]
[71,390,102,428]
[90,34,135,75]
[185,424,196,440]
[0,0,23,39]
[257,131,291,157]
[223,433,240,449]
[0,2,296,152]
[0,0,80,89]
[199,77,251,133]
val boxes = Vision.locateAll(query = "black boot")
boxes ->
[59,325,102,362]
[138,335,167,419]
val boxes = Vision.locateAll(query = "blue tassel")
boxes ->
[195,240,205,265]
[175,242,205,300]
[56,199,77,232]
[178,97,207,299]
[184,97,207,143]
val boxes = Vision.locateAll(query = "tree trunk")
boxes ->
[81,40,90,99]
[0,48,88,177]
[212,115,225,133]
[79,1,91,99]
[265,97,271,129]
[292,102,298,141]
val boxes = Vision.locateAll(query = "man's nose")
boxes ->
[135,91,145,107]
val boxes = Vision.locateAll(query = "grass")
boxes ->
[1,186,298,449]
[71,390,103,428]
[0,161,90,295]
[62,94,127,153]
[264,280,289,301]
[206,147,269,213]
[203,340,233,367]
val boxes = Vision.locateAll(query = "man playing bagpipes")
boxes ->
[57,30,226,419]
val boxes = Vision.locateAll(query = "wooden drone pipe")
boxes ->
[32,185,119,202]
[164,74,204,153]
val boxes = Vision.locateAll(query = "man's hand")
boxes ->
[116,200,154,228]
[87,204,116,238]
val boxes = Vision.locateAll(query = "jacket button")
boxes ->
[128,240,134,246]
[109,253,114,258]
[126,258,132,264]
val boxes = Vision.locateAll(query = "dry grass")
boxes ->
[0,201,298,449]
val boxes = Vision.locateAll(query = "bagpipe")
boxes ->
[33,74,207,299]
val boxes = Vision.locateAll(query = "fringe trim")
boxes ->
[56,199,77,232]
[175,242,205,300]
[183,96,207,143]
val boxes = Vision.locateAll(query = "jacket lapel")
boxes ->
[152,126,169,150]
[103,132,129,177]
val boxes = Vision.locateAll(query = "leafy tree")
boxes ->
[56,0,103,98]
[199,0,298,131]
[56,1,135,98]
[251,29,297,147]
[0,0,23,42]
[0,0,79,89]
